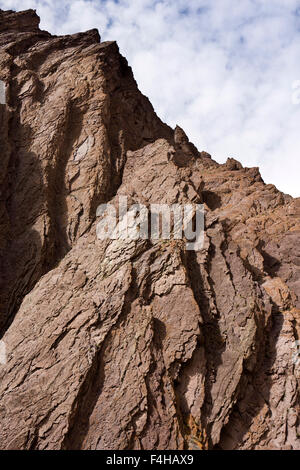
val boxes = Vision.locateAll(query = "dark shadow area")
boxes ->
[44,101,84,270]
[202,190,222,211]
[215,232,284,448]
[257,239,281,277]
[0,81,44,336]
[184,247,225,449]
[217,305,284,449]
[87,45,174,223]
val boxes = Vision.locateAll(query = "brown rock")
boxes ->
[0,9,299,450]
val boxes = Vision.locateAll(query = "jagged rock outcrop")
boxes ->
[0,9,299,450]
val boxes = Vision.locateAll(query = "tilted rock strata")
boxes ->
[0,8,172,334]
[0,10,299,450]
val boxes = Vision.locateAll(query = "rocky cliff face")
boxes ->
[0,9,299,450]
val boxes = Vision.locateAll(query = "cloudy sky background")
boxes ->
[1,0,300,196]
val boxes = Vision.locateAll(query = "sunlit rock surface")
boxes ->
[0,9,299,450]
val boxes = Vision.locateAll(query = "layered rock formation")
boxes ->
[0,9,299,450]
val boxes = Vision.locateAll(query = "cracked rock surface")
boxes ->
[0,9,299,450]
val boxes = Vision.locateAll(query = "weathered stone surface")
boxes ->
[0,10,299,450]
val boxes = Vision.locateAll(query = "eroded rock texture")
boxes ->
[0,9,299,450]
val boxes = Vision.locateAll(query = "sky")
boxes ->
[1,0,300,197]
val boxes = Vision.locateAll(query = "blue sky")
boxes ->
[1,0,300,196]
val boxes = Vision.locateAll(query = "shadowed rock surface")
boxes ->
[0,9,299,450]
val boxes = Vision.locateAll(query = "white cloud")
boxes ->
[1,0,300,196]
